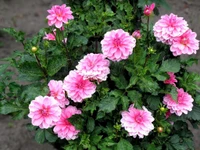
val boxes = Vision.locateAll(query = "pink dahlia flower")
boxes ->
[164,72,177,86]
[76,53,110,82]
[48,80,69,108]
[101,29,136,61]
[144,3,155,16]
[53,106,81,140]
[163,88,194,116]
[47,4,74,28]
[170,29,199,56]
[43,32,56,41]
[63,70,96,103]
[132,30,142,39]
[28,96,62,129]
[121,104,154,138]
[153,13,188,44]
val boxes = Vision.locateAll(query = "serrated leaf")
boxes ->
[18,61,44,79]
[68,115,85,130]
[147,96,160,110]
[160,59,180,73]
[121,96,130,110]
[45,129,58,143]
[0,104,22,114]
[87,117,95,133]
[169,86,178,101]
[47,55,67,76]
[127,90,142,108]
[116,138,133,150]
[126,76,138,89]
[35,129,45,144]
[186,104,200,121]
[3,27,25,42]
[98,97,119,113]
[110,74,128,89]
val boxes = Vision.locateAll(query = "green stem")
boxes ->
[34,54,48,80]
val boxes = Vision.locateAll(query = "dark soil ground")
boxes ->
[0,0,200,149]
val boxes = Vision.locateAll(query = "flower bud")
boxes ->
[132,30,141,39]
[144,3,155,16]
[157,127,164,133]
[31,46,37,53]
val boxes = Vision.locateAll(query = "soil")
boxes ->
[0,0,200,149]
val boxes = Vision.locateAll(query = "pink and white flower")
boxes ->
[63,70,96,103]
[144,3,155,16]
[132,30,142,39]
[170,29,199,56]
[153,13,189,44]
[164,72,177,86]
[43,32,56,41]
[53,106,81,140]
[28,96,61,129]
[121,104,154,138]
[101,29,136,61]
[163,88,194,116]
[76,53,110,82]
[47,4,74,28]
[48,80,69,108]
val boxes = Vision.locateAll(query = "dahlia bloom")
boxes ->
[121,104,154,138]
[101,29,136,61]
[43,32,56,41]
[164,72,177,86]
[153,13,188,44]
[76,53,110,82]
[144,3,155,16]
[48,80,69,108]
[28,96,62,129]
[63,70,96,103]
[47,4,74,28]
[163,88,194,116]
[132,30,142,39]
[170,29,199,56]
[53,106,81,140]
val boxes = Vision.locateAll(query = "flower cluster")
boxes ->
[153,13,199,56]
[163,73,194,116]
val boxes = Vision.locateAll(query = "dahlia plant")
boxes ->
[1,0,200,150]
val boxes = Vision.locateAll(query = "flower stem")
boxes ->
[34,54,48,80]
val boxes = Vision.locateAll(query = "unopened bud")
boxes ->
[31,46,37,53]
[144,3,155,16]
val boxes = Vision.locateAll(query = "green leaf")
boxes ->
[45,129,58,143]
[110,74,128,89]
[91,134,103,145]
[153,72,168,81]
[139,76,159,95]
[35,129,45,144]
[160,59,180,73]
[3,28,25,43]
[127,90,142,108]
[0,103,22,115]
[169,86,178,101]
[99,97,119,113]
[186,104,200,121]
[147,96,160,110]
[116,138,133,150]
[126,76,138,89]
[147,143,156,150]
[87,117,95,133]
[47,55,67,76]
[68,115,85,130]
[18,61,44,79]
[120,96,130,110]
